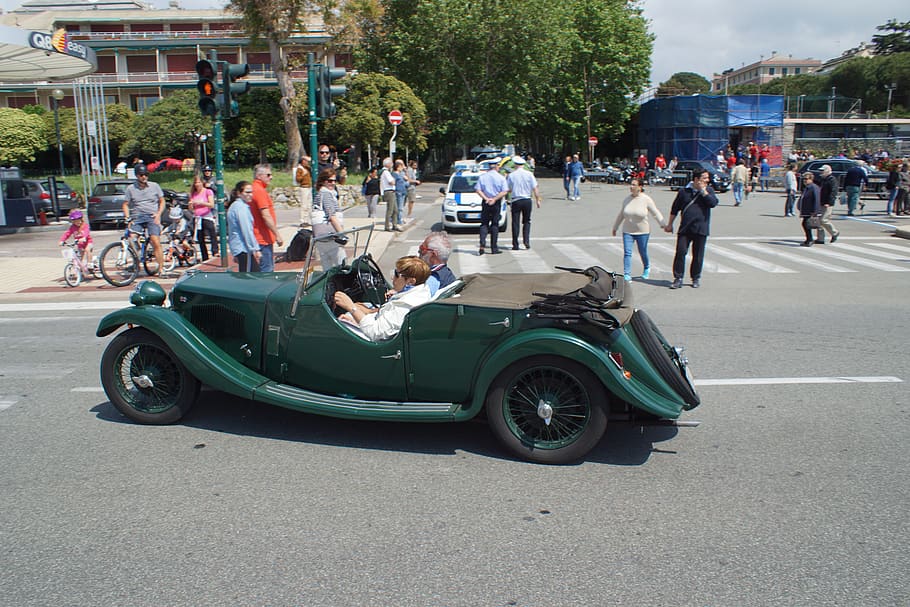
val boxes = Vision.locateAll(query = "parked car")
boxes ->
[440,168,508,232]
[798,158,889,196]
[670,160,731,192]
[24,179,79,216]
[96,225,700,464]
[87,179,187,230]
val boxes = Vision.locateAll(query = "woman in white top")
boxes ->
[312,168,346,270]
[611,177,666,281]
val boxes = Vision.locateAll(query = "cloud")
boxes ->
[641,0,907,87]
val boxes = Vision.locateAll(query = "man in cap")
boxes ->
[474,160,509,255]
[201,165,215,192]
[122,164,166,274]
[815,164,840,244]
[506,156,541,250]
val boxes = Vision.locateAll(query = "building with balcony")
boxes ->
[711,53,822,94]
[0,0,344,113]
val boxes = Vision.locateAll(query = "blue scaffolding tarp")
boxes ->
[639,95,784,162]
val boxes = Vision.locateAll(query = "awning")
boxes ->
[0,25,98,82]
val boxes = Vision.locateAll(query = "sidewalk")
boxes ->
[0,202,413,300]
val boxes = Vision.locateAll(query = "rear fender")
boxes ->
[466,329,686,420]
[97,306,266,400]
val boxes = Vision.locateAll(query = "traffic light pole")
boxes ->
[308,53,319,201]
[213,118,228,267]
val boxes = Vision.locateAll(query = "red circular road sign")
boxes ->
[588,136,598,146]
[388,110,403,125]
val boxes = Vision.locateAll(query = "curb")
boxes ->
[895,227,910,240]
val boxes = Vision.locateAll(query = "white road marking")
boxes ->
[695,376,903,386]
[72,387,104,392]
[0,400,15,411]
[709,244,797,273]
[738,242,854,272]
[864,241,910,255]
[831,242,910,262]
[510,249,552,273]
[649,242,740,273]
[804,246,910,272]
[552,243,606,269]
[0,301,124,313]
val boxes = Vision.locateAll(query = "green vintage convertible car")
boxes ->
[97,226,699,464]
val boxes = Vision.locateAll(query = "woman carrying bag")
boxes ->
[189,175,218,260]
[312,168,346,269]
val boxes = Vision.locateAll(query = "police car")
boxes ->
[440,168,508,231]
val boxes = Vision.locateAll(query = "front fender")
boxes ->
[465,329,686,420]
[97,306,267,400]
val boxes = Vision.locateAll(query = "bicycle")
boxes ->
[98,223,165,287]
[61,241,101,287]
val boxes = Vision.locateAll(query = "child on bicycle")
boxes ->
[164,205,196,265]
[58,210,93,268]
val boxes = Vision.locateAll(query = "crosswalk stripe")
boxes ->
[864,242,910,255]
[804,246,910,272]
[599,241,669,275]
[739,242,855,272]
[552,243,607,270]
[831,242,910,263]
[709,244,797,273]
[511,249,553,273]
[649,242,740,273]
[452,247,489,274]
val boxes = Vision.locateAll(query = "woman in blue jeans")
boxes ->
[611,178,666,281]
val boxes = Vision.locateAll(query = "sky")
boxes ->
[1,0,906,88]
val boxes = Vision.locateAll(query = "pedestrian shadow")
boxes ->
[90,389,674,466]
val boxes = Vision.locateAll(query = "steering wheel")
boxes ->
[355,255,388,305]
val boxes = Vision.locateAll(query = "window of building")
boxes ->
[131,95,160,113]
[247,52,271,73]
[782,68,788,76]
[96,55,116,74]
[131,23,164,33]
[170,23,203,32]
[7,96,38,109]
[165,54,198,73]
[769,67,775,75]
[795,68,801,74]
[334,53,353,69]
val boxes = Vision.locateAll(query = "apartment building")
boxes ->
[712,52,821,93]
[0,0,343,112]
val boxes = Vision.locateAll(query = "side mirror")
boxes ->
[439,187,446,195]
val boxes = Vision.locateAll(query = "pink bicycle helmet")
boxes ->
[68,210,83,220]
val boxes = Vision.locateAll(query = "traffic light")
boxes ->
[315,65,347,119]
[195,59,219,117]
[221,62,250,119]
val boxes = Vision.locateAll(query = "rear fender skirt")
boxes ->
[468,328,686,419]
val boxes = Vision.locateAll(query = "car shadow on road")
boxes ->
[91,389,677,466]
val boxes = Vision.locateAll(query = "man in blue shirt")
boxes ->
[506,156,541,250]
[474,163,508,255]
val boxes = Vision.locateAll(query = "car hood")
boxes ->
[171,271,297,307]
[445,191,482,206]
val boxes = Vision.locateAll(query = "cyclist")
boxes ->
[58,209,93,268]
[121,164,165,274]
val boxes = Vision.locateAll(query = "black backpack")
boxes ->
[286,228,312,262]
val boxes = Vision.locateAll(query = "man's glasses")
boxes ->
[319,150,330,155]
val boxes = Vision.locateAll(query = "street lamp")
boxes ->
[885,83,897,119]
[51,89,65,177]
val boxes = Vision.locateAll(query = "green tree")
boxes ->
[657,72,711,96]
[224,88,288,164]
[228,0,314,171]
[871,19,910,55]
[43,103,136,164]
[352,0,652,150]
[325,72,428,155]
[121,90,212,159]
[0,108,47,165]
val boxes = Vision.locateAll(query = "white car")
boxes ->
[440,169,508,232]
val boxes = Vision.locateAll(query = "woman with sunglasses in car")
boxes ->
[333,256,431,342]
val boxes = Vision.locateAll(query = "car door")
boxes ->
[281,294,410,402]
[406,301,514,403]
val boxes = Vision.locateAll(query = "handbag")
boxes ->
[806,215,821,229]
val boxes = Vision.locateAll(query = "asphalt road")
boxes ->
[0,177,907,606]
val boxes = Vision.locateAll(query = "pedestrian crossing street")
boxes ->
[405,236,910,276]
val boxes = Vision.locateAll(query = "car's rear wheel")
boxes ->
[485,356,608,464]
[629,310,699,407]
[101,328,200,424]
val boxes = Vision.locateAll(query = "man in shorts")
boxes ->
[122,164,166,274]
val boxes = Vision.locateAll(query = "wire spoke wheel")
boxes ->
[486,356,607,464]
[99,241,139,287]
[101,328,199,424]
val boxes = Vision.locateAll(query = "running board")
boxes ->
[253,380,460,422]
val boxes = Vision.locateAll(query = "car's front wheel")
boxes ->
[485,356,608,464]
[101,328,200,424]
